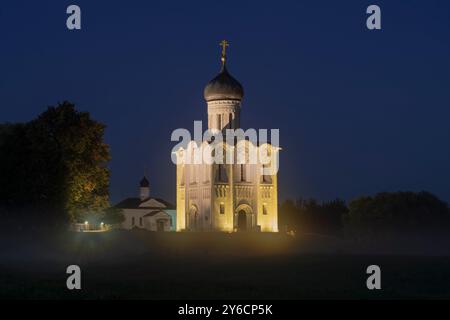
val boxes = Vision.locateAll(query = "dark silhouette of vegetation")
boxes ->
[0,101,110,228]
[280,191,450,239]
[101,207,125,226]
[344,191,450,240]
[279,198,348,236]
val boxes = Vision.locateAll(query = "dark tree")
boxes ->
[279,198,348,236]
[343,191,450,240]
[101,207,125,226]
[279,199,299,233]
[0,101,110,226]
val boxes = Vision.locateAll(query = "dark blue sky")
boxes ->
[1,0,450,204]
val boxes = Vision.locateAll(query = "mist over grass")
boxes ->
[1,230,450,299]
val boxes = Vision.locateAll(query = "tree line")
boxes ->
[279,191,450,239]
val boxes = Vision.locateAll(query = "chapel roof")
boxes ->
[114,197,175,210]
[143,210,169,217]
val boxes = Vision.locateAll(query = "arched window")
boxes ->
[217,164,228,182]
[218,164,223,181]
[262,164,272,183]
[240,164,246,182]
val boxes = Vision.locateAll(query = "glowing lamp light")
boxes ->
[84,221,88,225]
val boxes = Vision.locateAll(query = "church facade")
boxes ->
[175,41,279,232]
[115,177,176,231]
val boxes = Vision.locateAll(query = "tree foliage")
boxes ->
[0,101,110,225]
[101,206,125,226]
[343,191,450,240]
[279,192,450,239]
[279,198,348,235]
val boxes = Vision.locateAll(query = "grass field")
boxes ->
[1,230,450,299]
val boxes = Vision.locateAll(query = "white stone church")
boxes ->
[174,41,280,232]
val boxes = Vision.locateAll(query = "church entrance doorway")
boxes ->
[235,203,253,231]
[156,219,165,232]
[237,210,247,231]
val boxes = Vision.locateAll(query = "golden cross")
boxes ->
[220,40,229,65]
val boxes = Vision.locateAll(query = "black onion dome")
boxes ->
[204,65,244,102]
[140,176,149,187]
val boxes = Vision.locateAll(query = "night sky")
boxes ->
[1,0,449,204]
